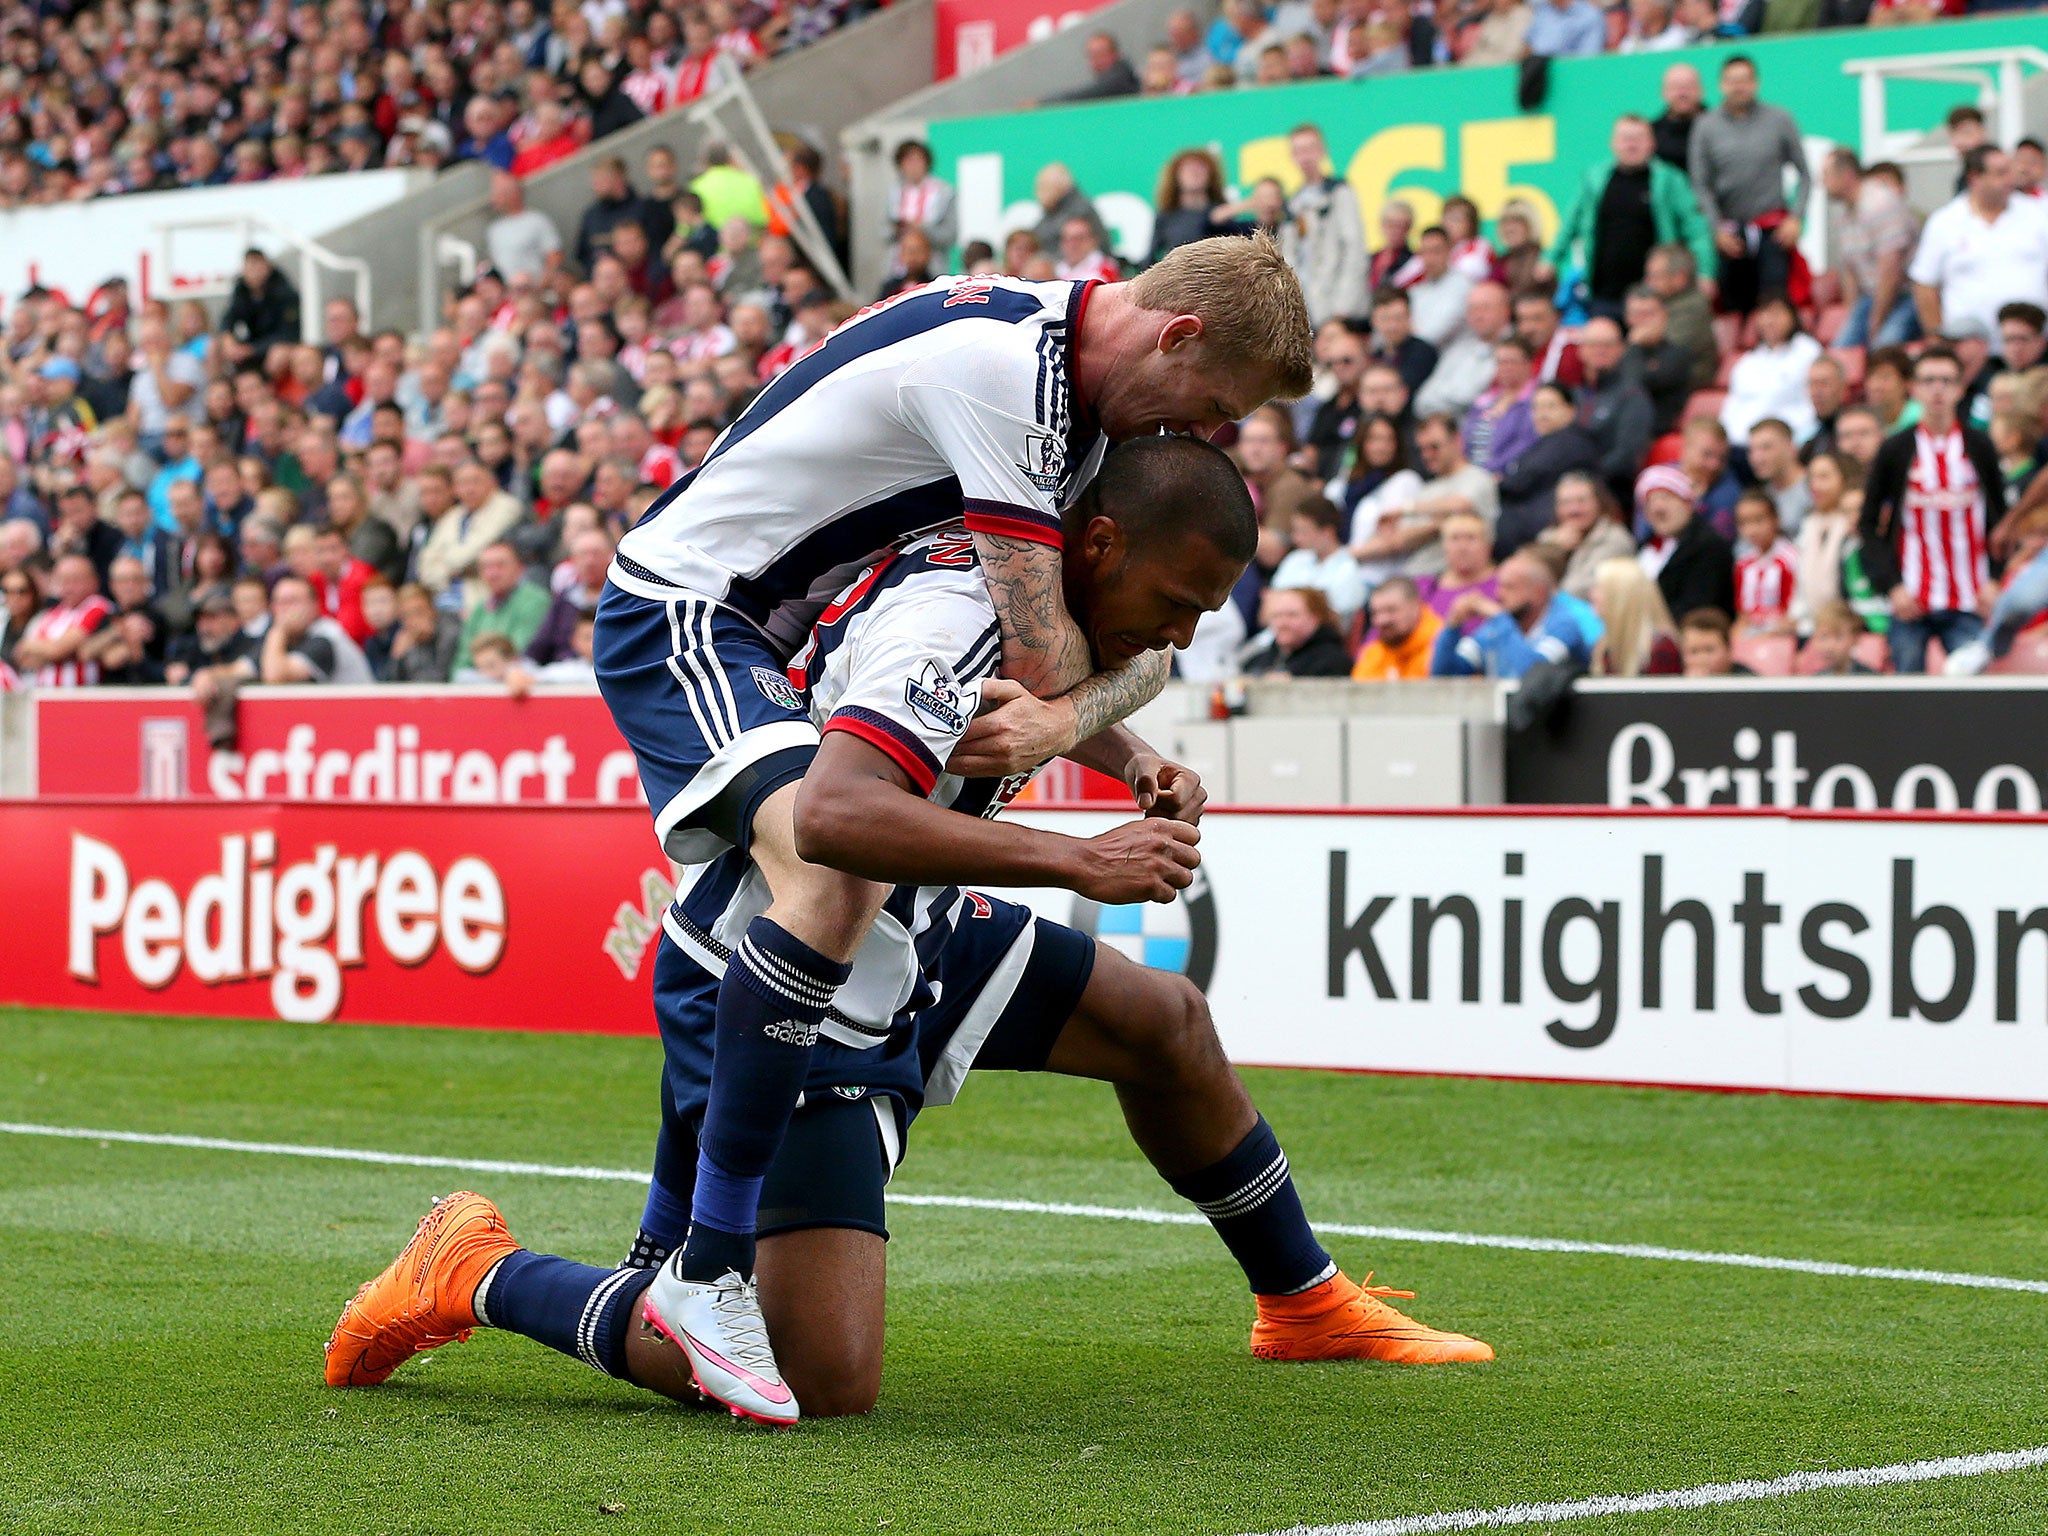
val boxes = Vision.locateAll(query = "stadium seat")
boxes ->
[1809,270,1842,310]
[1683,389,1726,424]
[1989,629,2048,674]
[1714,350,1735,388]
[1853,631,1891,672]
[1814,305,1850,345]
[1733,634,1796,676]
[1830,346,1866,389]
[1711,315,1740,358]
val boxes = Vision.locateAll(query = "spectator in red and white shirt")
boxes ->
[620,34,676,117]
[1859,345,2006,673]
[1732,489,1798,637]
[1054,217,1121,284]
[14,553,113,687]
[310,525,379,644]
[671,16,740,103]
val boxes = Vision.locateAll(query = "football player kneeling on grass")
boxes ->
[324,438,1493,1422]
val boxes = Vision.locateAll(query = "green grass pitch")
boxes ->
[4,1005,2048,1535]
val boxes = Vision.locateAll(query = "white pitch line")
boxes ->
[1240,1444,2048,1536]
[4,1120,2046,1296]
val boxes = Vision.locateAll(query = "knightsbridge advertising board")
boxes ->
[925,15,2040,262]
[1505,679,2048,813]
[6,801,2046,1106]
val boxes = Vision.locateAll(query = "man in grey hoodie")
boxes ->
[1687,54,1808,316]
[1280,124,1367,329]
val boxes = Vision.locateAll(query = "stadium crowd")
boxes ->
[3,21,2048,698]
[1023,0,2003,107]
[907,52,2048,683]
[0,0,868,204]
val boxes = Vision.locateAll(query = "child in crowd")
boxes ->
[1804,601,1878,676]
[1732,489,1798,638]
[1991,410,2040,505]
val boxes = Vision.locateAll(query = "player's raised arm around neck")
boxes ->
[972,529,1096,697]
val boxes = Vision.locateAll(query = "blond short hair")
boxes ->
[1127,231,1313,399]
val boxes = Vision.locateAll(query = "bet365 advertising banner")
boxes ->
[7,801,2046,1105]
[929,15,2039,263]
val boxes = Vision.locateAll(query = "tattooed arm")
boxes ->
[947,650,1171,779]
[958,531,1172,775]
[972,530,1093,697]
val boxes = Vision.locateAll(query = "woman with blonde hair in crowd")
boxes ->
[1588,556,1681,676]
[1539,471,1638,599]
[1493,201,1549,296]
[1791,449,1863,633]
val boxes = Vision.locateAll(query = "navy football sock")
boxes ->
[474,1250,657,1379]
[681,916,849,1282]
[1168,1116,1337,1297]
[624,1122,696,1268]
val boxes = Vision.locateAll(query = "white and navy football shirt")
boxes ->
[666,528,1042,1044]
[614,275,1106,654]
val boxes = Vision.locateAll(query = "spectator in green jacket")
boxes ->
[454,540,551,672]
[1548,115,1717,322]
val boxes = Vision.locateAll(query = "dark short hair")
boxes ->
[1947,104,1985,129]
[1734,487,1778,519]
[1998,301,2046,333]
[1914,344,1962,377]
[1749,417,1793,442]
[1535,381,1575,410]
[1417,225,1448,243]
[1370,287,1409,312]
[1963,144,2000,182]
[1720,53,1755,75]
[1292,496,1346,538]
[1867,344,1914,379]
[1680,606,1732,639]
[1070,435,1259,569]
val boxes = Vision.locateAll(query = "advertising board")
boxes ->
[9,801,2044,1106]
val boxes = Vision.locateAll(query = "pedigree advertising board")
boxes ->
[3,801,676,1031]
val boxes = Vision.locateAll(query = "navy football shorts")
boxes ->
[652,893,1097,1237]
[593,580,818,863]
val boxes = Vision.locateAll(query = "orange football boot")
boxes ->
[324,1191,519,1387]
[1251,1270,1495,1365]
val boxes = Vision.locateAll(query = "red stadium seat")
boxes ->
[1733,634,1796,676]
[1683,389,1726,424]
[1830,346,1865,389]
[1853,631,1891,672]
[1989,628,2048,675]
[1809,270,1842,310]
[1714,350,1735,387]
[1814,305,1850,345]
[1711,315,1740,358]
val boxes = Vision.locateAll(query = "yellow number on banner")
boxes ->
[1458,117,1560,243]
[1346,124,1445,240]
[1235,134,1302,194]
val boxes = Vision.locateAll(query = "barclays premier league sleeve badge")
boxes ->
[904,660,968,736]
